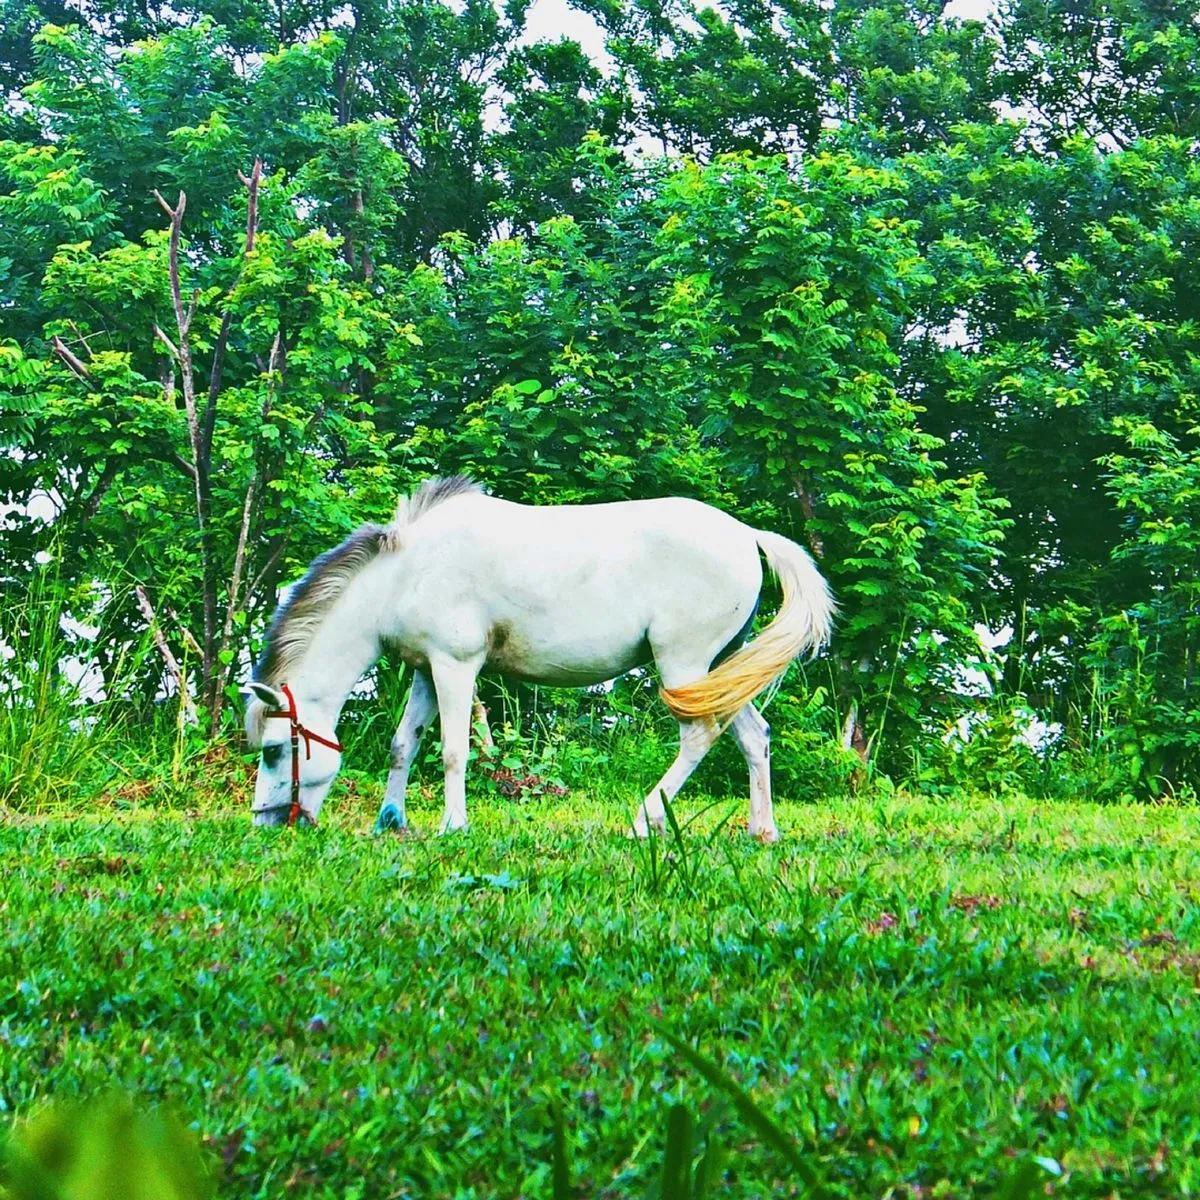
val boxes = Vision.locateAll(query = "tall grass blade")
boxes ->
[656,1103,693,1200]
[691,1133,726,1200]
[0,558,134,809]
[660,791,695,896]
[550,1103,572,1200]
[656,1027,825,1194]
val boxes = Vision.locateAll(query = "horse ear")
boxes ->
[245,699,266,749]
[248,681,285,710]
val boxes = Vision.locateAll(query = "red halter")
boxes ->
[263,684,344,826]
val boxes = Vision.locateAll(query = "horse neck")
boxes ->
[289,560,390,720]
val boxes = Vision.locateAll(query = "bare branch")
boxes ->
[236,157,262,254]
[202,159,265,480]
[213,473,259,707]
[156,188,191,339]
[51,335,93,382]
[472,695,495,752]
[172,454,198,481]
[353,188,373,281]
[153,323,181,361]
[790,471,826,560]
[67,321,96,358]
[166,613,205,662]
[153,164,270,712]
[841,701,857,752]
[136,584,199,727]
[226,477,257,611]
[154,187,200,467]
[81,458,120,521]
[247,539,286,603]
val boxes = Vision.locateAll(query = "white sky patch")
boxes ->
[943,0,996,21]
[521,0,611,65]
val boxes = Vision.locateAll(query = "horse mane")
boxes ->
[246,475,481,744]
[390,474,482,531]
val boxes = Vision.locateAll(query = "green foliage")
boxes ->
[0,139,114,339]
[0,556,143,809]
[581,0,831,158]
[906,697,1055,800]
[889,124,1200,788]
[992,0,1200,148]
[648,150,1007,763]
[767,685,863,799]
[1086,415,1200,793]
[3,0,1200,789]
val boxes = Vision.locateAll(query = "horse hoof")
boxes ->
[438,820,469,836]
[375,805,406,834]
[627,821,664,840]
[752,827,780,845]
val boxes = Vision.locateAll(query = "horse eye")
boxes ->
[262,744,283,769]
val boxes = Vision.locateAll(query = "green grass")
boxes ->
[2,787,1199,1197]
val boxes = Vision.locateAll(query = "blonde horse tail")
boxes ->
[660,529,835,724]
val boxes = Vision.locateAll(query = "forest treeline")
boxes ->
[2,0,1198,799]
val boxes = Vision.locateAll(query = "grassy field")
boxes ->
[2,787,1199,1198]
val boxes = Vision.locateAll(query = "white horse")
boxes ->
[245,477,834,841]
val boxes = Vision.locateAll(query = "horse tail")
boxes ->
[660,529,835,724]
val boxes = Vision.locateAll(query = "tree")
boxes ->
[647,151,1007,764]
[993,0,1200,149]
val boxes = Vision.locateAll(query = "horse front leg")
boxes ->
[429,654,483,835]
[376,669,437,834]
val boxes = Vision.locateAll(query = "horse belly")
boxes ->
[483,616,652,686]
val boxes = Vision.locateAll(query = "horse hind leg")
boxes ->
[731,704,777,843]
[376,669,437,833]
[631,716,722,838]
[631,646,732,837]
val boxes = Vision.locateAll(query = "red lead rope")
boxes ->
[264,683,344,826]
